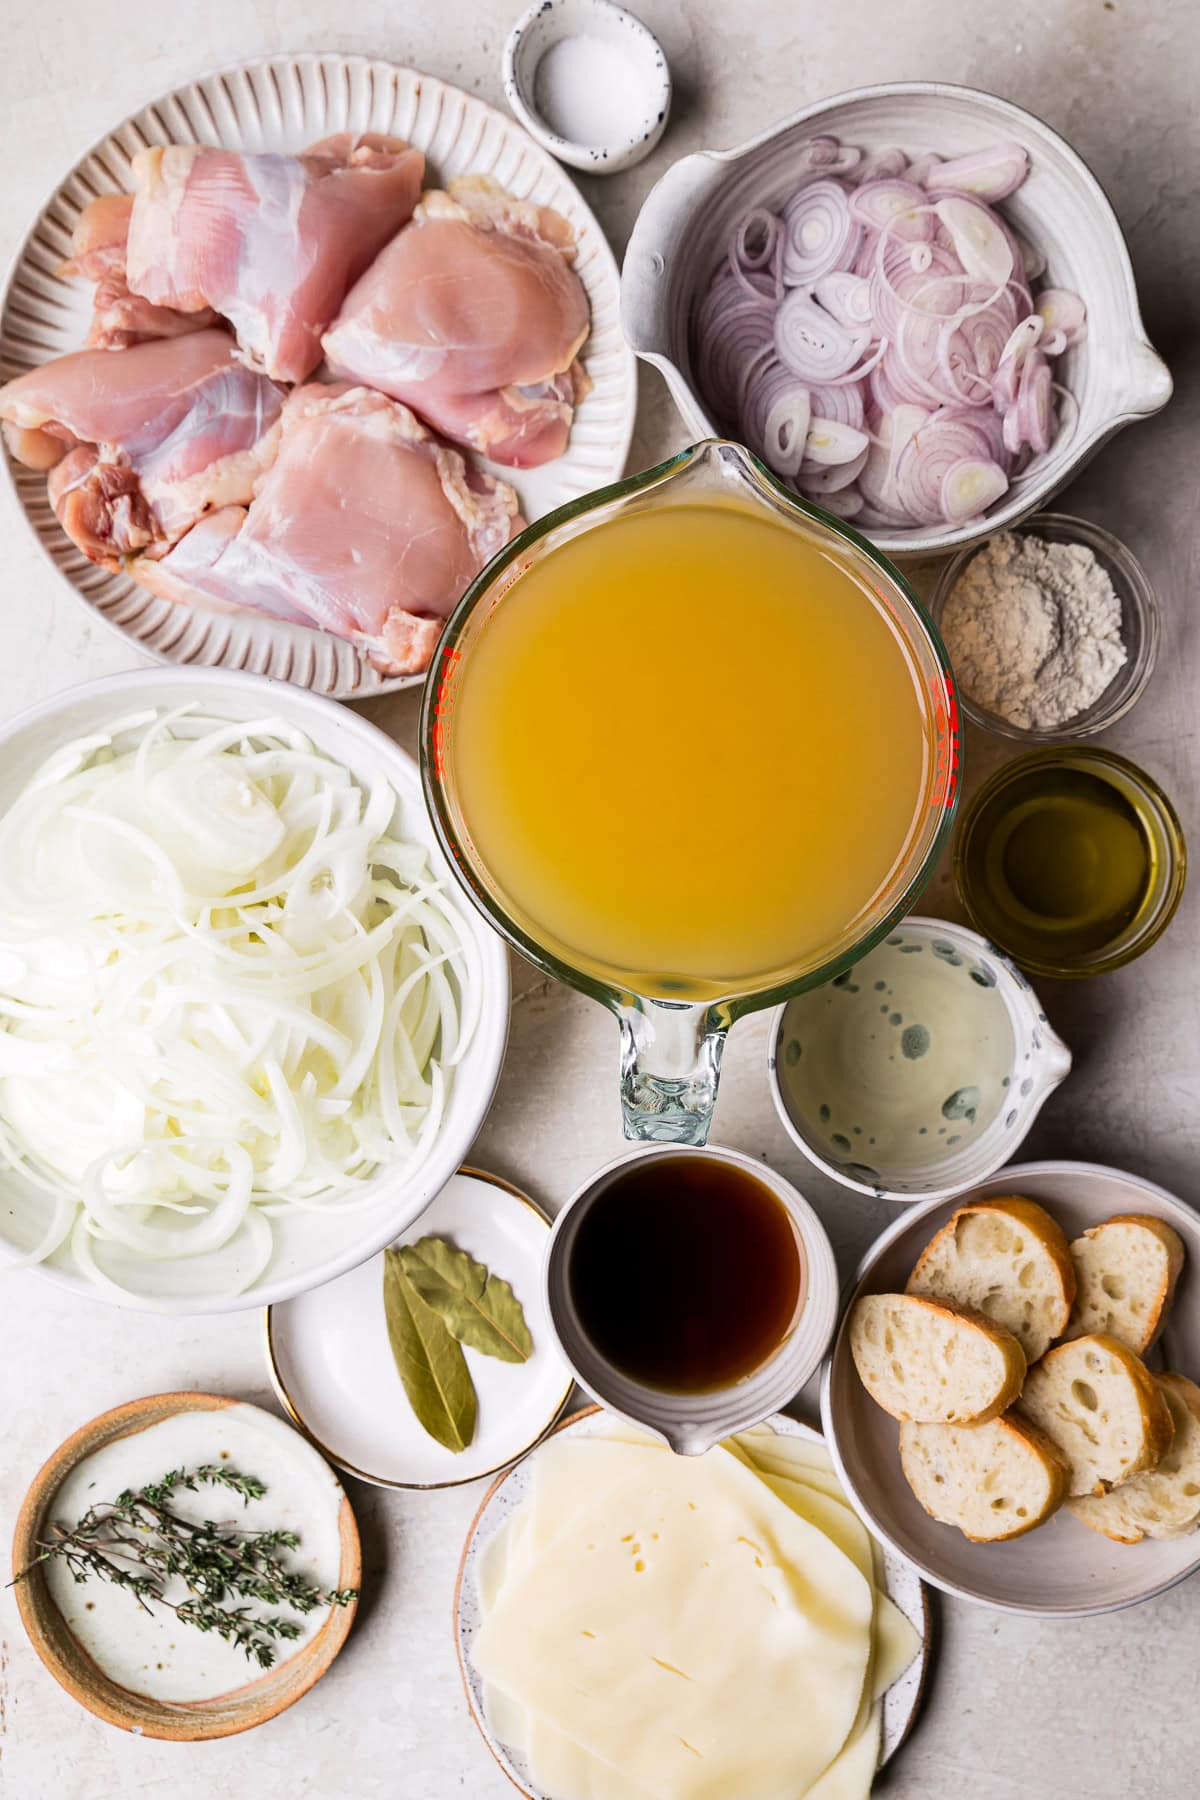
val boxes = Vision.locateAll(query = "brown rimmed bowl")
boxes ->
[11,1391,360,1741]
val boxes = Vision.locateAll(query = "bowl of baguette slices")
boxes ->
[822,1160,1200,1615]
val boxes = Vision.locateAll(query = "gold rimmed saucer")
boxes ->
[265,1167,575,1491]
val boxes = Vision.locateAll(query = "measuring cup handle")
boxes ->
[617,998,728,1146]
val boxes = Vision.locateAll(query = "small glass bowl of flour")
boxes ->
[930,514,1159,741]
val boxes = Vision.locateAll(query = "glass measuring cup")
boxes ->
[420,441,959,1146]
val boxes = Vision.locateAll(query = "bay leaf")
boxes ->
[382,1248,477,1452]
[397,1236,533,1365]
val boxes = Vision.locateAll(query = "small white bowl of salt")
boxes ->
[503,0,672,174]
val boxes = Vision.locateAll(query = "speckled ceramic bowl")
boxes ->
[622,81,1172,558]
[768,916,1071,1202]
[503,0,671,174]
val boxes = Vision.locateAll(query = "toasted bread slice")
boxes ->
[1018,1332,1174,1497]
[849,1292,1026,1425]
[900,1412,1070,1541]
[906,1195,1075,1363]
[1068,1374,1200,1542]
[1066,1214,1185,1355]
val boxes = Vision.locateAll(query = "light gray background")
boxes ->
[1,1,1196,1795]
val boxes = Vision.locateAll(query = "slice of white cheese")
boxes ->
[806,1702,884,1800]
[471,1439,874,1800]
[526,1717,663,1800]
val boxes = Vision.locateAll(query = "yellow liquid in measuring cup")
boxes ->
[445,502,934,1001]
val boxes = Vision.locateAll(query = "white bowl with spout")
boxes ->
[544,1143,839,1455]
[768,916,1071,1202]
[621,81,1172,558]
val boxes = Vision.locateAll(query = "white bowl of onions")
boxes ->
[0,668,509,1314]
[621,82,1172,556]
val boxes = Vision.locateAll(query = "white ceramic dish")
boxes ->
[266,1167,573,1489]
[0,53,637,700]
[822,1161,1200,1616]
[0,667,510,1314]
[544,1144,840,1454]
[768,916,1071,1201]
[454,1407,931,1797]
[502,0,671,174]
[622,81,1172,558]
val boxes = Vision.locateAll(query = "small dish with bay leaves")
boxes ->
[265,1166,574,1489]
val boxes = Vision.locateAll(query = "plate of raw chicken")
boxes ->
[0,55,635,697]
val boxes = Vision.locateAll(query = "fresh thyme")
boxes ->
[11,1463,356,1669]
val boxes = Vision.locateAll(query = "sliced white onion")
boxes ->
[0,709,475,1302]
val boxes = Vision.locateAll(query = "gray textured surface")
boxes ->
[1,1,1197,1795]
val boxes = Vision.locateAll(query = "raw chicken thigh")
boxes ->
[131,383,523,675]
[0,330,285,563]
[60,194,219,348]
[322,176,590,466]
[125,134,424,382]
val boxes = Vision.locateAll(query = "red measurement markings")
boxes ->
[429,644,462,780]
[930,673,961,807]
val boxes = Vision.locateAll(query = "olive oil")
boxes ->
[567,1155,804,1394]
[957,750,1185,976]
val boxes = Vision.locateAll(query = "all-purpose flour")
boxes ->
[940,531,1127,730]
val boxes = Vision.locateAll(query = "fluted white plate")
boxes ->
[0,54,637,698]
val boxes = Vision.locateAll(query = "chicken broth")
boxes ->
[443,501,934,1001]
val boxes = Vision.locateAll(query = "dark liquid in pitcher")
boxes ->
[567,1155,805,1394]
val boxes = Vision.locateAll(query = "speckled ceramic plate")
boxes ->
[823,1161,1200,1616]
[0,53,636,699]
[453,1407,931,1796]
[266,1168,573,1490]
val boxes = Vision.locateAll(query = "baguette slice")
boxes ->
[900,1412,1070,1542]
[1018,1332,1174,1497]
[1068,1374,1200,1543]
[906,1195,1075,1363]
[1066,1214,1185,1355]
[849,1292,1025,1425]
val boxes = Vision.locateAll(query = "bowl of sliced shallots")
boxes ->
[0,54,636,698]
[621,81,1171,557]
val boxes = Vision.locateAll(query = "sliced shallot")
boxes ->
[1036,287,1088,347]
[803,418,870,466]
[934,197,1014,286]
[940,457,1009,522]
[688,131,1082,531]
[924,142,1029,202]
[780,181,862,285]
[774,291,865,380]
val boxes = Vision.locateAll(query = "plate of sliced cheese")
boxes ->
[455,1407,929,1800]
[824,1160,1200,1616]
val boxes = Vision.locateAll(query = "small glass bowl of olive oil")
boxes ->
[956,748,1186,978]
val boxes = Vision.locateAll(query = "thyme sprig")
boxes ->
[11,1463,356,1669]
